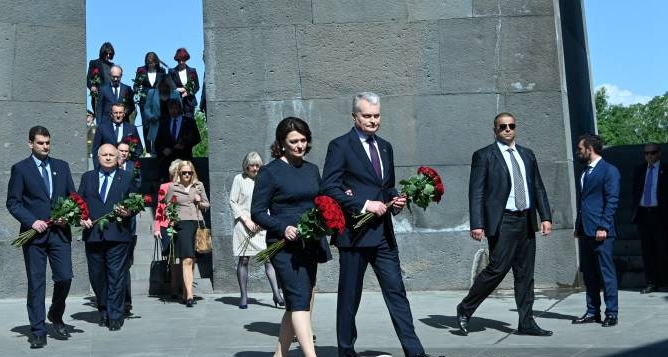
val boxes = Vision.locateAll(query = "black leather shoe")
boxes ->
[30,335,47,349]
[516,326,553,336]
[456,303,470,335]
[640,285,657,294]
[108,319,123,331]
[185,299,194,307]
[47,311,71,338]
[98,315,109,327]
[572,313,601,324]
[602,315,618,327]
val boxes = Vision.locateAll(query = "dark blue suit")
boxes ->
[6,156,75,337]
[78,168,138,323]
[92,120,143,169]
[322,128,424,357]
[575,158,620,317]
[97,82,135,123]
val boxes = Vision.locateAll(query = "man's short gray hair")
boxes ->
[352,92,380,113]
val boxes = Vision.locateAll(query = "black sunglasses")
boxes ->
[180,171,193,175]
[498,123,516,131]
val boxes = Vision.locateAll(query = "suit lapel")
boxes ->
[491,145,511,185]
[28,157,51,198]
[376,137,391,184]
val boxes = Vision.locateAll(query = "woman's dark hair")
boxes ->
[174,47,190,62]
[98,42,115,60]
[270,117,312,159]
[144,52,160,67]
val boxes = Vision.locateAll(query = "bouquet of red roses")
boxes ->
[89,67,101,103]
[123,135,141,161]
[132,160,142,178]
[256,195,345,263]
[353,166,444,229]
[89,193,152,232]
[11,192,90,247]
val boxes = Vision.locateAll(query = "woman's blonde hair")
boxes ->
[176,160,200,185]
[168,159,182,181]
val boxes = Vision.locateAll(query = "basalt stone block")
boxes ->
[203,0,312,28]
[297,22,441,98]
[0,0,84,27]
[0,22,14,101]
[407,0,472,21]
[312,0,408,24]
[205,26,301,101]
[440,17,500,94]
[474,0,554,17]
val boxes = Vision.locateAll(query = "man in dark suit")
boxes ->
[79,144,139,331]
[6,126,75,348]
[322,92,428,357]
[92,102,143,169]
[573,134,620,327]
[456,112,553,337]
[155,98,200,181]
[631,143,667,293]
[97,65,135,123]
[116,142,139,315]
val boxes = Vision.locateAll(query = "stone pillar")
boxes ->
[203,0,589,292]
[0,0,89,297]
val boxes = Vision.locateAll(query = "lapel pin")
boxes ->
[52,172,57,176]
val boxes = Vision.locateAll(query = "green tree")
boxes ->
[595,88,668,145]
[192,110,208,157]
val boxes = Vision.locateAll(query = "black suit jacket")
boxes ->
[321,128,399,248]
[631,161,668,223]
[92,120,143,160]
[155,116,201,162]
[469,142,551,238]
[97,82,135,123]
[6,156,76,244]
[78,169,138,243]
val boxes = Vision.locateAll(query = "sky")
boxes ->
[86,1,665,110]
[86,0,204,117]
[584,0,668,106]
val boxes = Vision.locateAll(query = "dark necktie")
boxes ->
[171,119,178,140]
[99,172,110,202]
[643,165,654,206]
[581,166,592,190]
[114,123,121,143]
[113,86,119,99]
[40,160,50,198]
[366,136,382,179]
[507,148,526,210]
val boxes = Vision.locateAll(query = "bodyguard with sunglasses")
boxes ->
[631,143,668,294]
[456,112,553,336]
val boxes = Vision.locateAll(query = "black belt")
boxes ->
[503,209,529,216]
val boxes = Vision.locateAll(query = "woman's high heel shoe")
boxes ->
[273,296,285,308]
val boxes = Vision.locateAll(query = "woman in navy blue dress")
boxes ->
[251,117,330,357]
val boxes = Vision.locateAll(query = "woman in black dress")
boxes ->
[251,117,330,357]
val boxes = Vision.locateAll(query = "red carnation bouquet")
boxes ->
[184,72,197,96]
[12,192,90,247]
[164,195,180,263]
[87,193,152,232]
[132,160,142,178]
[133,67,147,101]
[353,166,445,229]
[256,195,345,263]
[123,135,141,160]
[90,67,101,102]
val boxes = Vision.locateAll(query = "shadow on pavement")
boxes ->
[419,314,514,335]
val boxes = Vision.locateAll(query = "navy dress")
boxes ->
[251,159,331,311]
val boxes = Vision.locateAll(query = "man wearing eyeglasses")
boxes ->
[97,65,135,123]
[322,92,429,357]
[456,112,553,337]
[631,143,668,294]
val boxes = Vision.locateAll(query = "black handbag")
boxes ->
[148,240,169,295]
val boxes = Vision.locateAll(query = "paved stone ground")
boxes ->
[1,289,667,356]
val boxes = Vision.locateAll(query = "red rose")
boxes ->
[134,160,142,168]
[137,67,147,74]
[92,67,100,75]
[170,196,178,203]
[144,195,152,205]
[158,189,166,196]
